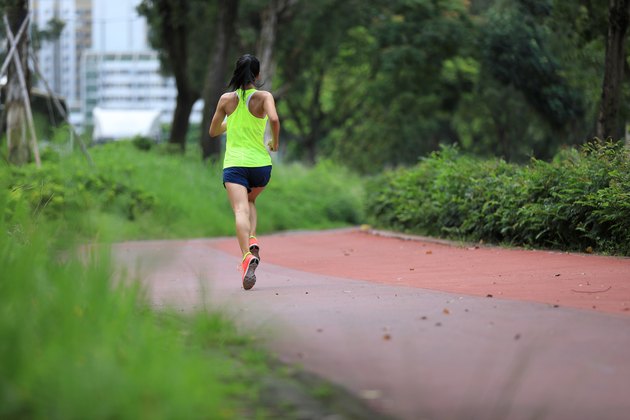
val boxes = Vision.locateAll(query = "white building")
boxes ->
[31,0,92,111]
[92,107,162,142]
[33,0,201,133]
[77,0,202,131]
[81,51,182,126]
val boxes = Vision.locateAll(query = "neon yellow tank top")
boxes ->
[223,88,271,168]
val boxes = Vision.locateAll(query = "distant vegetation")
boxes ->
[3,142,364,242]
[366,141,630,256]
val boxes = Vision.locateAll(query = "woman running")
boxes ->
[209,54,280,290]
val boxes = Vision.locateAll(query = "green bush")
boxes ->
[132,135,155,151]
[258,159,364,232]
[2,143,365,242]
[366,141,630,255]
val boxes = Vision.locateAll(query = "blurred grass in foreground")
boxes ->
[0,192,269,418]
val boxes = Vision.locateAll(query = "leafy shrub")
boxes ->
[5,161,156,226]
[132,135,155,151]
[366,141,630,255]
[2,142,365,241]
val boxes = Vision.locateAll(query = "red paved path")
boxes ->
[114,228,630,420]
[212,229,630,315]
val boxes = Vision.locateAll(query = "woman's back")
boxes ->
[224,88,271,168]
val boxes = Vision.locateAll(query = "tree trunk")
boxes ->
[257,0,279,90]
[170,90,198,151]
[596,0,630,140]
[200,0,238,161]
[152,0,200,152]
[5,0,31,165]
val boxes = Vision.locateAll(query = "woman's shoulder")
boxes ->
[253,89,272,97]
[220,91,238,101]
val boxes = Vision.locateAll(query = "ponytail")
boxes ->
[228,54,261,99]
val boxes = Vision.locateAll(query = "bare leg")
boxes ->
[225,183,250,256]
[248,187,265,238]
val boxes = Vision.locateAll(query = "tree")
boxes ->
[199,0,238,160]
[254,0,296,89]
[324,0,473,170]
[274,0,376,163]
[3,0,32,165]
[137,0,215,151]
[482,1,583,130]
[597,0,630,139]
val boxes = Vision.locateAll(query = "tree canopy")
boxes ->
[4,0,624,170]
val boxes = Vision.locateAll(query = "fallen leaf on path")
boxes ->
[571,286,611,294]
[383,334,391,341]
[443,308,450,315]
[426,250,433,255]
[360,389,382,400]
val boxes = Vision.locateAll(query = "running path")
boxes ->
[214,229,630,315]
[113,229,630,420]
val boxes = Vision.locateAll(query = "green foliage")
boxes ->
[137,0,215,87]
[366,141,630,255]
[5,156,157,238]
[0,190,262,419]
[0,139,368,419]
[258,160,364,231]
[481,1,583,129]
[2,142,364,241]
[131,135,155,151]
[276,0,475,170]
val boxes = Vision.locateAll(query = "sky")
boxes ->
[92,0,148,52]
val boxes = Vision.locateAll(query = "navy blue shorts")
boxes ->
[223,166,272,193]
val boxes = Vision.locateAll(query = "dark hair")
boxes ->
[228,54,261,95]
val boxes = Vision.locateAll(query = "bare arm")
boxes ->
[209,95,228,137]
[264,92,280,151]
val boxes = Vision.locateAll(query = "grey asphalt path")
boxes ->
[113,238,630,420]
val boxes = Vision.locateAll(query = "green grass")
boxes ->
[0,204,265,419]
[3,142,365,242]
[0,142,368,418]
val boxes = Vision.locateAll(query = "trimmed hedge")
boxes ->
[366,141,630,255]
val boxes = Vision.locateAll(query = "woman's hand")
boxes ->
[267,140,279,152]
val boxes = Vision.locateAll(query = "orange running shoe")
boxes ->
[241,252,259,290]
[249,236,260,259]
